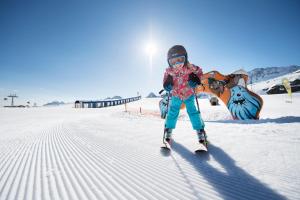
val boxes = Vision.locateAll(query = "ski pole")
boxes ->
[162,91,171,146]
[193,88,208,147]
[193,88,200,113]
[165,91,170,116]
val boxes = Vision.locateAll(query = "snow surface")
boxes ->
[248,65,300,84]
[249,70,300,95]
[0,94,300,200]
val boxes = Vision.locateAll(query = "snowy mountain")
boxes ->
[249,69,300,94]
[146,92,159,98]
[248,65,300,84]
[105,96,122,100]
[43,101,65,106]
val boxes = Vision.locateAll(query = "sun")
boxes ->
[145,41,156,57]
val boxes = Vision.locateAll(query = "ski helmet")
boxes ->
[167,45,188,67]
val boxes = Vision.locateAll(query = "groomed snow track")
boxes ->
[1,95,299,200]
[0,123,287,200]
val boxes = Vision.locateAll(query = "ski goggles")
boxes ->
[168,55,186,67]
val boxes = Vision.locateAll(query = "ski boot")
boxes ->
[197,129,208,147]
[161,128,173,150]
[164,128,173,144]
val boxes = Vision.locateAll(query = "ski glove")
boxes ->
[163,75,173,92]
[188,73,201,88]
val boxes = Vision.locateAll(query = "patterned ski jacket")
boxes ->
[163,63,203,100]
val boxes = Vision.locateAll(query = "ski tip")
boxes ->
[195,149,208,153]
[195,142,208,153]
[160,146,171,156]
[160,146,171,151]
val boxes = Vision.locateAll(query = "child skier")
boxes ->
[163,45,206,145]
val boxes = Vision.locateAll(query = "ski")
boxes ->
[161,145,171,151]
[195,142,208,153]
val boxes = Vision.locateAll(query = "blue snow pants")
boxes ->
[165,95,205,130]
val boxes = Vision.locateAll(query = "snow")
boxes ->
[0,94,300,200]
[248,65,300,84]
[249,69,300,95]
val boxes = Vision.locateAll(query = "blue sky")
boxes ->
[0,0,299,106]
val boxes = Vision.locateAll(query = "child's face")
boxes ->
[169,55,185,69]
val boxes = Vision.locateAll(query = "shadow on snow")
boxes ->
[169,142,286,200]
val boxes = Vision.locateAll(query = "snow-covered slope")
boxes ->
[249,70,300,94]
[0,95,300,200]
[248,65,300,84]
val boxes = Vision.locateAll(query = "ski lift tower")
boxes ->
[7,94,18,107]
